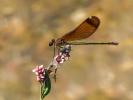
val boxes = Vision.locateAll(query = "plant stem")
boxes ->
[40,83,43,100]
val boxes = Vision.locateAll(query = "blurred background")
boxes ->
[0,0,133,100]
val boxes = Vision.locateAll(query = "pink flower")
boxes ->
[54,52,70,64]
[32,65,45,82]
[36,74,45,82]
[55,53,64,64]
[47,45,71,72]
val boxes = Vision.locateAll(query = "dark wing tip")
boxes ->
[86,16,100,28]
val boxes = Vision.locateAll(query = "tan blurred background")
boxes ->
[0,0,133,100]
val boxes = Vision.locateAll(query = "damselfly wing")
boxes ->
[60,16,100,41]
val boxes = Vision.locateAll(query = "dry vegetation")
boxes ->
[0,0,133,100]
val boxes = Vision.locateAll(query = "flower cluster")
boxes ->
[32,45,71,99]
[52,45,71,68]
[32,45,71,82]
[32,65,45,83]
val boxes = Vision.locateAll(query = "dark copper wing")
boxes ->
[60,16,100,41]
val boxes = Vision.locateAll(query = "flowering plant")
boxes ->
[32,45,71,100]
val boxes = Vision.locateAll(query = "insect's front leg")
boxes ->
[53,68,57,82]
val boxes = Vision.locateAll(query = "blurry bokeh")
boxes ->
[0,0,133,100]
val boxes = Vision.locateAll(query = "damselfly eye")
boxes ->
[49,42,53,46]
[49,39,55,46]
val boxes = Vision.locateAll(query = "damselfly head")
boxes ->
[49,39,55,46]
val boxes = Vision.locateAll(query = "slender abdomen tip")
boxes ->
[112,42,119,45]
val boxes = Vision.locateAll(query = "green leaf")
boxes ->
[41,70,51,100]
